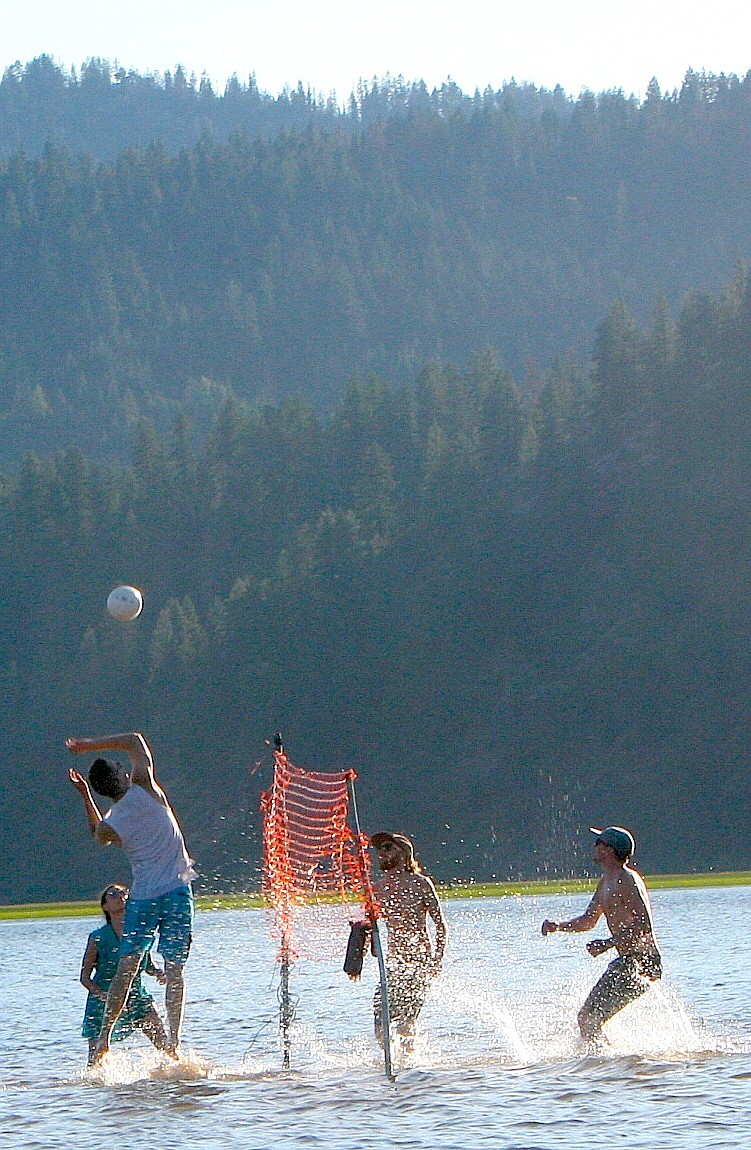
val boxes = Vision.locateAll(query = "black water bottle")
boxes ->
[344,920,370,979]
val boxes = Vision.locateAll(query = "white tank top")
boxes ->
[105,784,196,899]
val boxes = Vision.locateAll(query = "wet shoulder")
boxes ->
[413,872,440,901]
[625,864,651,900]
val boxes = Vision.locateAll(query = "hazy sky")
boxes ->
[4,0,750,102]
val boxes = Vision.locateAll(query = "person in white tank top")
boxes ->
[68,731,196,1064]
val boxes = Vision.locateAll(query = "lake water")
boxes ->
[2,887,750,1150]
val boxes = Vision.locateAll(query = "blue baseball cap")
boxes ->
[590,826,635,861]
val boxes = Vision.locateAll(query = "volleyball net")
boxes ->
[261,745,377,962]
[260,741,393,1075]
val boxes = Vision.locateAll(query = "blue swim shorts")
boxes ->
[120,884,194,965]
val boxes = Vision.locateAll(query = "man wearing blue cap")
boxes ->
[541,826,661,1044]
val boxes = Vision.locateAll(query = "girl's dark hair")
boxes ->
[99,885,126,923]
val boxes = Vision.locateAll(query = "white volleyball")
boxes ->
[106,585,143,621]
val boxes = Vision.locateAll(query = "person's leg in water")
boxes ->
[90,891,164,1064]
[379,961,427,1056]
[156,886,194,1056]
[374,979,405,1050]
[87,1001,169,1063]
[91,951,142,1063]
[374,992,414,1055]
[163,960,186,1055]
[139,1005,171,1054]
[578,955,656,1045]
[396,1015,418,1054]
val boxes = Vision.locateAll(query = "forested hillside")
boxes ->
[4,274,751,902]
[1,63,751,461]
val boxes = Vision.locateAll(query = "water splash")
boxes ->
[602,981,739,1060]
[80,1047,224,1086]
[429,975,536,1064]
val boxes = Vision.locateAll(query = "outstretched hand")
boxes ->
[68,767,90,794]
[541,919,557,936]
[65,737,93,754]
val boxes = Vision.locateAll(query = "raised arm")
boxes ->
[66,732,157,791]
[67,768,121,846]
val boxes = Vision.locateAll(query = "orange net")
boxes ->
[261,749,377,961]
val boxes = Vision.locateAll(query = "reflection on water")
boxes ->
[1,888,750,1149]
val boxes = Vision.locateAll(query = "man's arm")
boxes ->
[422,877,448,969]
[586,922,653,959]
[542,885,604,936]
[67,768,121,846]
[144,951,168,984]
[66,732,160,794]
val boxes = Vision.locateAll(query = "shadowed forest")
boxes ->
[2,61,751,458]
[1,60,751,900]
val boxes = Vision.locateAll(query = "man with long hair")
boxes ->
[370,831,447,1052]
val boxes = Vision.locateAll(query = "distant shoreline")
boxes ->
[1,871,749,921]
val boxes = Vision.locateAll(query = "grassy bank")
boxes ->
[1,872,749,921]
[0,893,265,921]
[441,871,751,898]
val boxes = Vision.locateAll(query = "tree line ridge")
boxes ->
[4,275,751,899]
[1,59,750,901]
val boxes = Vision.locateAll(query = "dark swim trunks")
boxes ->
[581,951,662,1029]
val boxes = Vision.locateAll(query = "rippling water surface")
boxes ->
[2,887,750,1149]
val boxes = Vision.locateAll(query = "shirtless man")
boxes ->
[67,731,196,1063]
[370,832,447,1050]
[541,826,661,1044]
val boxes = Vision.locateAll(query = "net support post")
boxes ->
[280,935,292,1069]
[347,774,395,1081]
[371,919,394,1080]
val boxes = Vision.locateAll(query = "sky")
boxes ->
[3,0,750,103]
